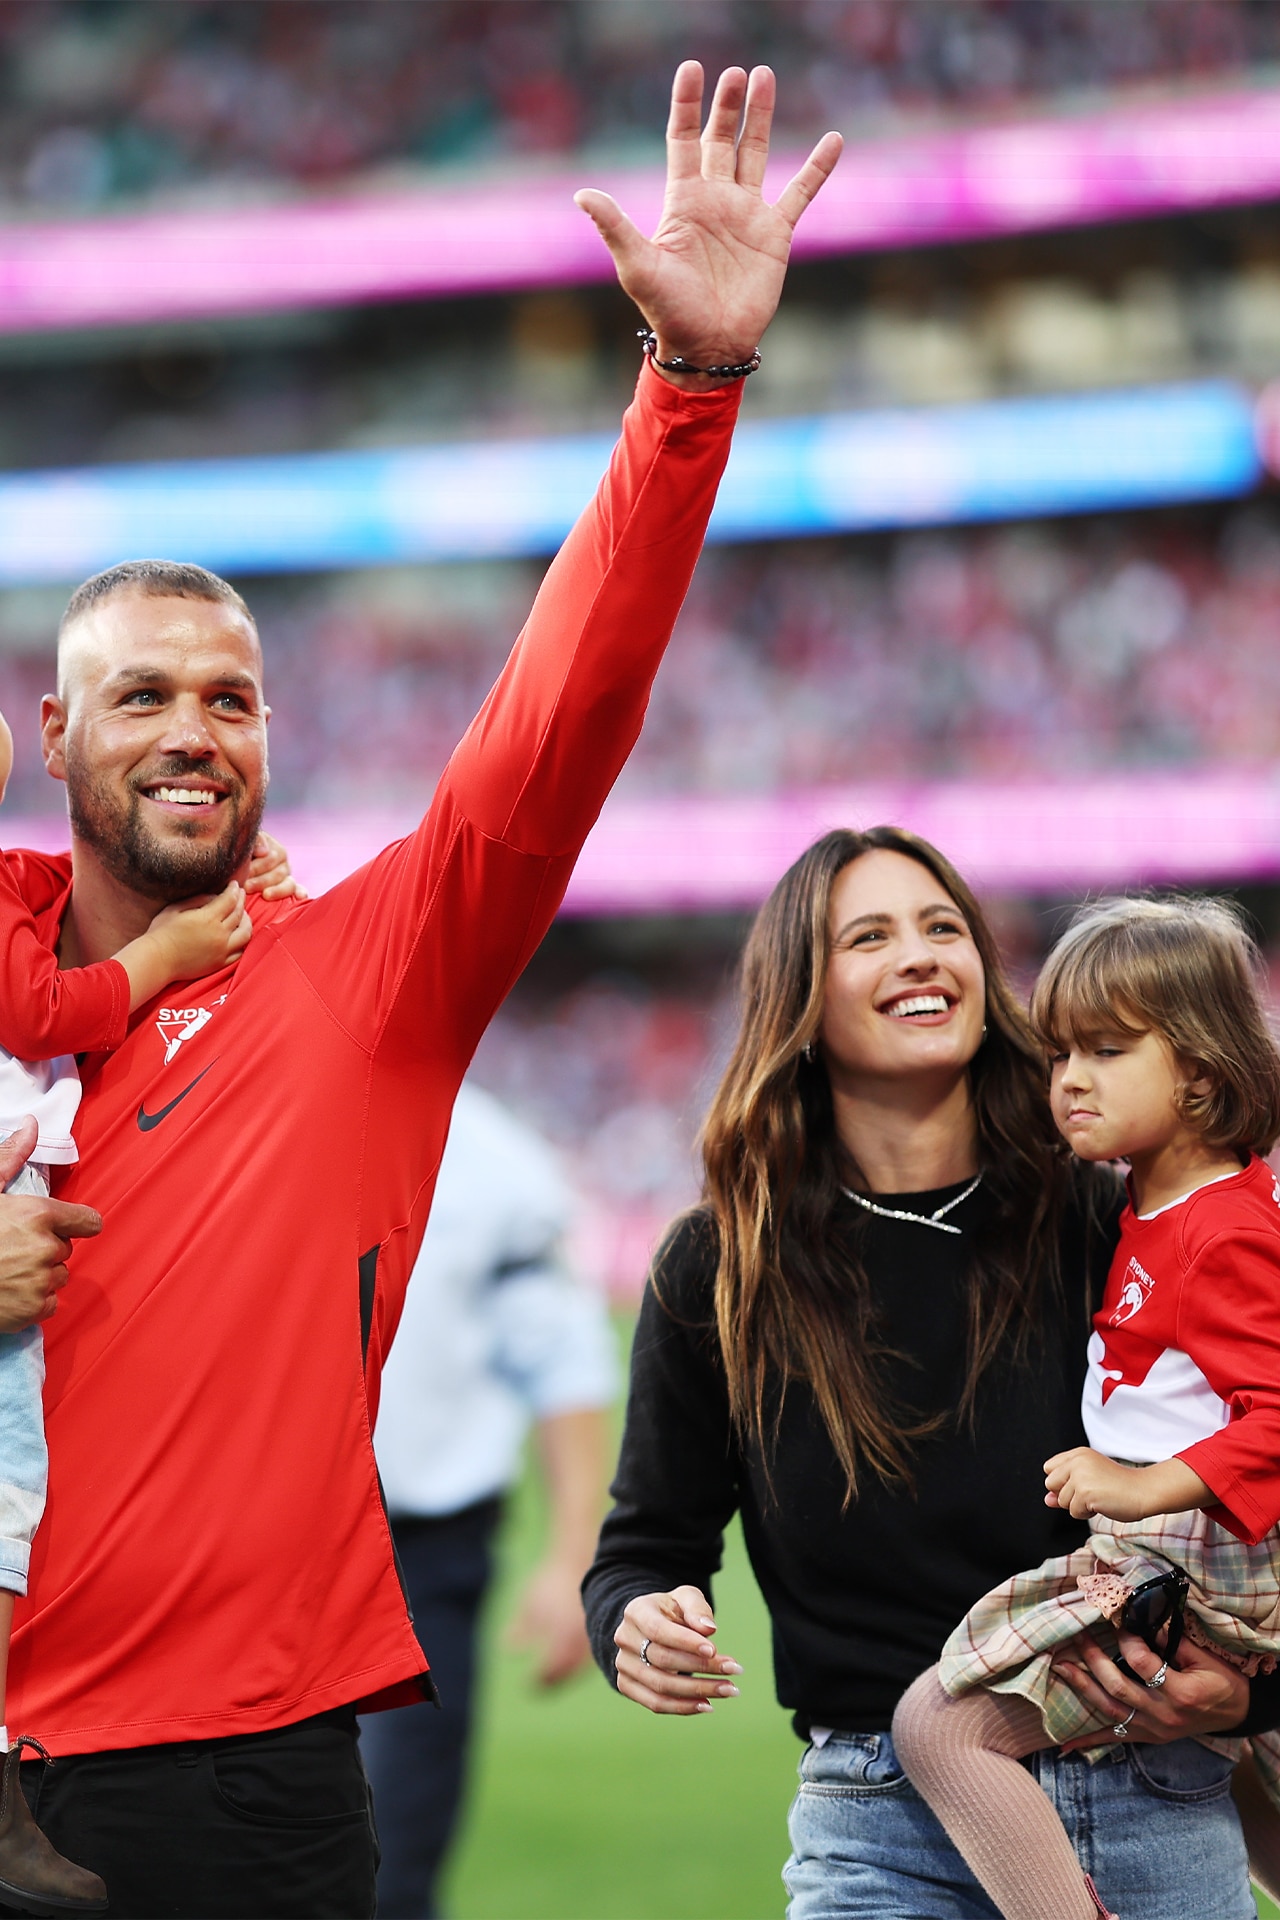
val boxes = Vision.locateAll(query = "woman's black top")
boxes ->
[584,1177,1119,1737]
[584,1173,1280,1736]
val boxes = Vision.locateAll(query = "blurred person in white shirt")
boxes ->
[361,1081,616,1919]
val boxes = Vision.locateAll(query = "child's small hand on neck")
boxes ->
[115,885,252,1013]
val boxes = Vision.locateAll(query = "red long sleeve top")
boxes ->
[1,362,740,1754]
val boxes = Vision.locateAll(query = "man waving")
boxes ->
[3,66,838,1917]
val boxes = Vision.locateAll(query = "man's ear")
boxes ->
[40,694,68,783]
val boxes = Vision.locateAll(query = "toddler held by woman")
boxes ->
[893,895,1280,1920]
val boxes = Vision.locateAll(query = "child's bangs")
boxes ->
[1031,932,1149,1054]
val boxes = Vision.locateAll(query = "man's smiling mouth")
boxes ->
[141,784,228,811]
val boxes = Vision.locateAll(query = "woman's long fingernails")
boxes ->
[717,1684,740,1697]
[720,1660,744,1675]
[695,1700,713,1713]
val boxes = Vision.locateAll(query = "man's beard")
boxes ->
[65,750,264,903]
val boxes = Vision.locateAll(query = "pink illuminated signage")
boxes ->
[557,775,1280,912]
[8,774,1279,908]
[2,82,1280,333]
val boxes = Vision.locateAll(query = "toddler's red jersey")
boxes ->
[1085,1153,1280,1544]
[2,364,739,1753]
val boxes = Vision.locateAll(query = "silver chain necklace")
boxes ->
[840,1172,983,1235]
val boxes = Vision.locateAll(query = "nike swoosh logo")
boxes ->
[137,1064,214,1132]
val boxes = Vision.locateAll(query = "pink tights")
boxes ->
[893,1668,1116,1920]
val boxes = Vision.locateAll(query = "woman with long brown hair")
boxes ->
[582,826,1271,1918]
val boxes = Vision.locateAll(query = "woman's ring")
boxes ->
[1112,1707,1138,1738]
[1145,1662,1169,1689]
[640,1638,653,1667]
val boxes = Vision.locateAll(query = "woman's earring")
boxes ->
[802,1041,816,1063]
[981,1024,988,1042]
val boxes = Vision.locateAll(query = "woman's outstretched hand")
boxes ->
[575,63,842,389]
[1053,1627,1250,1750]
[615,1586,744,1716]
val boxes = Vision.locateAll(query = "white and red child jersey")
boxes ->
[1084,1154,1280,1545]
[0,363,741,1755]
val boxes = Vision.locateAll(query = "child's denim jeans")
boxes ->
[0,1163,52,1596]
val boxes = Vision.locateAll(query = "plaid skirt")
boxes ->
[938,1506,1280,1807]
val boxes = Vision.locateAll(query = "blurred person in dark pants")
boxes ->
[362,1082,614,1919]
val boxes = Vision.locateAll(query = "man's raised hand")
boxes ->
[575,63,841,387]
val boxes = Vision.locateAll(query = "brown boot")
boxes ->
[0,1738,106,1915]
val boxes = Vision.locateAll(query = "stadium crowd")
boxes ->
[623,508,1280,791]
[4,504,1273,811]
[107,493,1272,1268]
[6,495,1278,1274]
[472,967,731,1293]
[0,0,1274,210]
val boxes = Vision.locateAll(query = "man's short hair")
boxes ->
[60,560,255,634]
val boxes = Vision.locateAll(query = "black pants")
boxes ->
[359,1500,502,1920]
[14,1706,377,1920]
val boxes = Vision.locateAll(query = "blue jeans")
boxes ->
[784,1729,1257,1919]
[0,1163,50,1596]
[0,1323,45,1594]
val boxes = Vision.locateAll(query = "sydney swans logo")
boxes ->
[156,995,226,1065]
[1109,1254,1156,1327]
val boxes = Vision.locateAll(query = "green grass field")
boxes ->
[441,1322,1279,1920]
[445,1483,797,1919]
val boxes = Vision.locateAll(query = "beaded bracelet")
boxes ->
[637,328,761,380]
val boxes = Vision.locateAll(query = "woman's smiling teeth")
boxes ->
[885,994,950,1018]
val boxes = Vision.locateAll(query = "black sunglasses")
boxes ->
[1112,1565,1189,1683]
